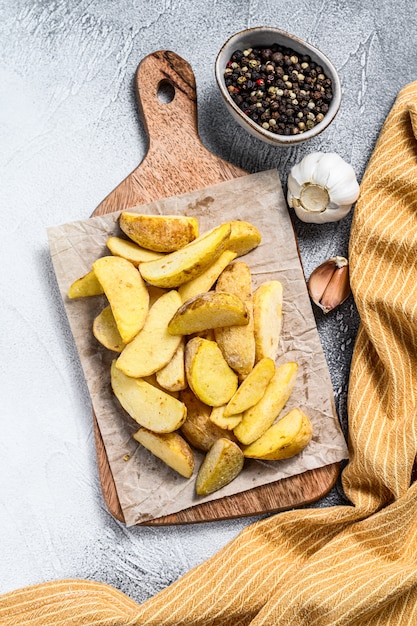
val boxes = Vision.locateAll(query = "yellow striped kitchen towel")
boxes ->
[2,80,417,625]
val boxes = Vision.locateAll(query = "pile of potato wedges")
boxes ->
[68,212,313,497]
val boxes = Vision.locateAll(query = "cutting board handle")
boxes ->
[94,50,245,214]
[136,50,200,156]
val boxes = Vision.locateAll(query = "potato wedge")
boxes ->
[168,291,249,336]
[119,213,199,252]
[92,256,149,344]
[178,249,237,302]
[226,220,262,257]
[67,269,104,298]
[116,290,182,378]
[93,305,126,353]
[147,285,168,306]
[180,388,236,451]
[196,438,244,496]
[133,428,194,478]
[106,236,163,265]
[139,223,231,288]
[155,337,187,392]
[185,337,238,407]
[253,280,283,362]
[111,361,186,432]
[214,262,255,379]
[241,408,313,460]
[209,405,242,430]
[142,374,179,398]
[233,361,298,445]
[188,328,216,342]
[224,357,276,416]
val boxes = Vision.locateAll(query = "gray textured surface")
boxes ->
[1,0,414,603]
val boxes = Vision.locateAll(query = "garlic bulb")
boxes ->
[308,256,351,313]
[287,152,360,224]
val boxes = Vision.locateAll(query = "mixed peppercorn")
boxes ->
[224,43,333,136]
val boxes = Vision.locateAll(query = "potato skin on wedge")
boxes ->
[139,223,231,288]
[179,388,237,451]
[196,438,244,496]
[93,305,126,353]
[241,408,313,460]
[168,291,249,336]
[133,428,194,478]
[110,361,186,433]
[67,269,104,298]
[119,213,199,252]
[185,337,238,407]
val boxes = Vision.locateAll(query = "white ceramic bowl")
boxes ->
[215,27,341,146]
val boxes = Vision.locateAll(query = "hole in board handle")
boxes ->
[157,79,175,104]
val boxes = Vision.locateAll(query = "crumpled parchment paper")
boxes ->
[47,169,349,526]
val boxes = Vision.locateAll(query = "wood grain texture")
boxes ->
[94,50,246,215]
[91,50,340,525]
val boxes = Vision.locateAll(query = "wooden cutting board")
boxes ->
[91,50,339,525]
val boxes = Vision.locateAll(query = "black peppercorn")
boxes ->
[231,50,244,62]
[223,43,333,136]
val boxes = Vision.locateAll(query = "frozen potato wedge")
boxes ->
[214,261,255,379]
[147,285,168,306]
[168,291,249,336]
[106,236,163,265]
[210,405,242,430]
[196,438,244,496]
[224,357,276,416]
[67,269,104,298]
[142,374,179,398]
[139,223,231,288]
[133,428,194,478]
[187,328,216,342]
[119,213,199,252]
[180,388,236,451]
[253,280,283,362]
[93,256,149,344]
[226,220,262,257]
[185,337,238,407]
[111,361,186,432]
[93,305,126,353]
[116,290,182,378]
[233,361,298,445]
[178,249,237,302]
[155,337,187,392]
[241,408,313,460]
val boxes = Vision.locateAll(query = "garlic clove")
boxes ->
[320,265,351,313]
[308,256,351,314]
[307,258,340,302]
[296,152,322,185]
